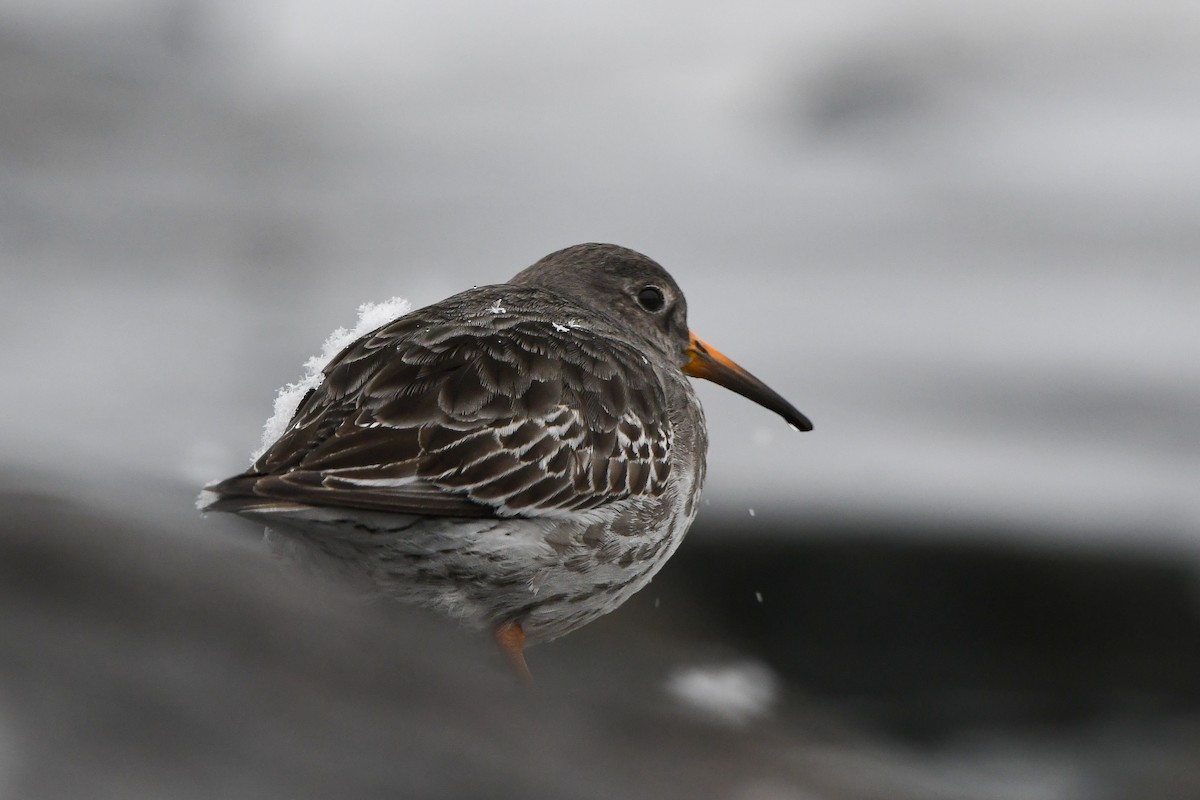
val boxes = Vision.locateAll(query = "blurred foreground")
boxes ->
[4,479,1200,800]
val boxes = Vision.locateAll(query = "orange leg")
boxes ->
[494,621,533,683]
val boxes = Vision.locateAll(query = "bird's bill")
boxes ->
[684,332,813,432]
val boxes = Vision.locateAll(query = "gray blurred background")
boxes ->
[3,1,1200,798]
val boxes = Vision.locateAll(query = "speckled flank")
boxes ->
[246,371,707,643]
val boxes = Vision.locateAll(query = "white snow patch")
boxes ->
[253,296,411,460]
[665,661,779,725]
[195,489,219,511]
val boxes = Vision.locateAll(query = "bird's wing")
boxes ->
[207,300,674,518]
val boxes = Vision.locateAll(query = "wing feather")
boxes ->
[206,288,675,519]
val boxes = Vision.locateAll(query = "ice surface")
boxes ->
[253,297,412,461]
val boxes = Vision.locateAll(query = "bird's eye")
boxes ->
[636,285,665,312]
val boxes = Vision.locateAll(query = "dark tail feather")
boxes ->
[196,473,289,514]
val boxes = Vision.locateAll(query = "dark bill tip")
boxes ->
[684,332,813,432]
